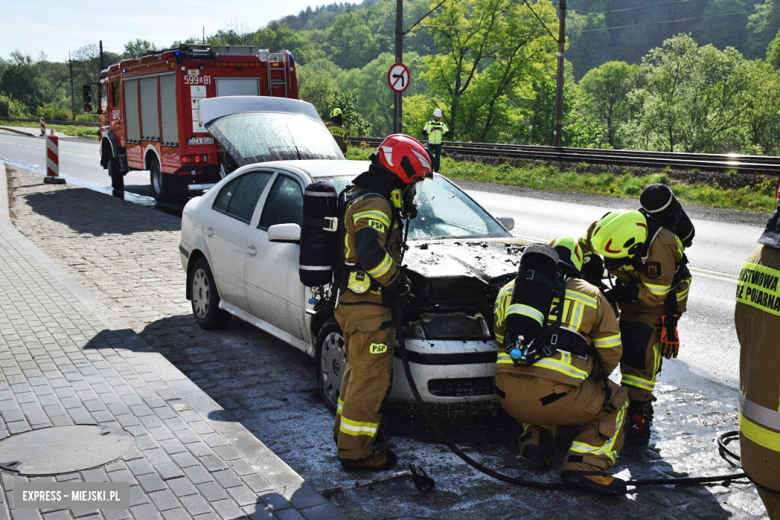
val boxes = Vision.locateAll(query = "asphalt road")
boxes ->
[0,130,757,389]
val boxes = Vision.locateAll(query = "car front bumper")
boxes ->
[389,338,499,403]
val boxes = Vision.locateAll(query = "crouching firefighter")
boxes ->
[333,134,433,471]
[580,187,693,439]
[493,237,629,495]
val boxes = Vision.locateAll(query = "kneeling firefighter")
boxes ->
[579,186,693,439]
[493,237,629,495]
[332,134,433,471]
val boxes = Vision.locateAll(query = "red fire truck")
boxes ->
[84,45,299,201]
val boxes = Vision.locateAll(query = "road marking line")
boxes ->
[0,139,98,159]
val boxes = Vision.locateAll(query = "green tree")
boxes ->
[630,34,751,153]
[767,29,780,68]
[577,61,642,148]
[338,52,428,137]
[424,0,558,141]
[328,12,380,69]
[321,91,371,138]
[298,58,343,113]
[124,39,158,58]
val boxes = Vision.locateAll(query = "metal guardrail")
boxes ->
[0,117,99,127]
[348,137,780,175]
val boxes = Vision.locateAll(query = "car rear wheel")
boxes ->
[191,258,231,330]
[315,319,346,415]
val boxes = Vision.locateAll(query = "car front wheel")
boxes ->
[191,258,231,330]
[315,319,346,415]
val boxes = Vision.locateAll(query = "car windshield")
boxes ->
[324,175,510,241]
[206,113,344,166]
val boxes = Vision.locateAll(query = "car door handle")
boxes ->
[246,245,257,256]
[205,227,214,237]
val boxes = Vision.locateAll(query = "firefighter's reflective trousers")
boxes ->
[333,303,393,461]
[617,311,664,402]
[740,397,780,519]
[495,370,629,472]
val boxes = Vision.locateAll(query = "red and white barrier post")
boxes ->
[44,135,65,185]
[40,117,46,136]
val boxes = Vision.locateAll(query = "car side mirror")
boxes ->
[268,223,301,243]
[497,217,515,231]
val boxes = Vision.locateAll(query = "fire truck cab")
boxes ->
[87,45,299,201]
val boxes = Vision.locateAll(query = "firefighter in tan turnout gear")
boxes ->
[333,134,433,471]
[493,237,630,495]
[735,202,780,518]
[580,205,692,439]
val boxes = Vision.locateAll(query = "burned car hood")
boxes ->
[404,240,522,309]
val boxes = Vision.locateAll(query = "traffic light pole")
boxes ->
[394,0,403,134]
[553,0,566,148]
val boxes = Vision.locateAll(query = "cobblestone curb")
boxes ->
[0,160,343,520]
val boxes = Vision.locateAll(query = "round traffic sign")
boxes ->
[387,62,410,93]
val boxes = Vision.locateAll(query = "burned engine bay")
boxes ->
[400,240,523,341]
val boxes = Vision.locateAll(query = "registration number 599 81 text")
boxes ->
[184,75,212,85]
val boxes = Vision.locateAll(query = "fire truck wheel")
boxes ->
[150,160,171,203]
[108,157,123,192]
[191,258,231,330]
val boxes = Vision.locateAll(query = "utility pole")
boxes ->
[99,40,104,71]
[68,53,75,121]
[203,27,206,44]
[553,0,566,148]
[393,0,403,134]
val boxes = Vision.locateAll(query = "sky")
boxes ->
[0,0,356,63]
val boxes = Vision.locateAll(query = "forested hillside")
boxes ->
[3,0,780,154]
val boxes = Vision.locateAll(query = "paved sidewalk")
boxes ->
[0,160,342,520]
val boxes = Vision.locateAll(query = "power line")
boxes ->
[580,0,699,17]
[581,8,758,33]
[522,0,559,42]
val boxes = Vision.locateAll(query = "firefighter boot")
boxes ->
[561,470,627,496]
[340,449,398,472]
[520,426,555,471]
[627,400,654,439]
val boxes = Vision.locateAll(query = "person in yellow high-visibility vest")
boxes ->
[326,108,348,154]
[422,108,448,171]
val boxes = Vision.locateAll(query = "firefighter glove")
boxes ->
[660,314,680,359]
[383,272,412,306]
[603,283,638,304]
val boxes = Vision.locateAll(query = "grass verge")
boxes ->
[5,121,99,140]
[346,145,777,213]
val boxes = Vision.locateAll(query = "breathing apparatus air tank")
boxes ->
[299,180,339,288]
[505,244,559,362]
[640,184,695,248]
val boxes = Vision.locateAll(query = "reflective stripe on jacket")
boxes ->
[423,120,449,145]
[493,277,622,386]
[339,188,402,305]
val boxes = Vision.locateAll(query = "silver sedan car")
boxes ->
[179,97,523,413]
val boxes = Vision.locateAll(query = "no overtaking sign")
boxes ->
[387,62,410,93]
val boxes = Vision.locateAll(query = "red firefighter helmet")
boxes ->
[375,134,434,184]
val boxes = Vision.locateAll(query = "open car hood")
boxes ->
[197,96,344,167]
[404,240,522,309]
